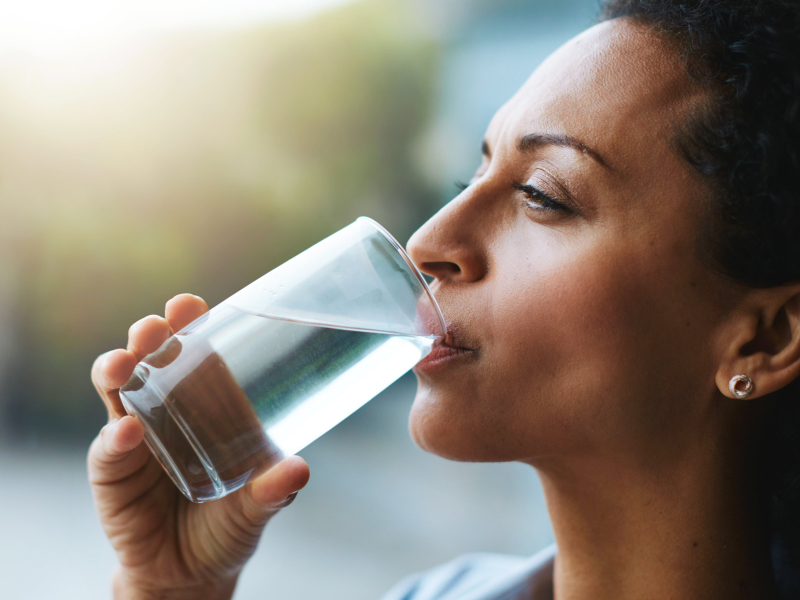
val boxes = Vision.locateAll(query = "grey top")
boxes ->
[381,545,556,600]
[380,541,800,600]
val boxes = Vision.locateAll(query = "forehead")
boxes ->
[488,18,705,173]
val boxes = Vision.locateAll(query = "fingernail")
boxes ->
[275,492,298,509]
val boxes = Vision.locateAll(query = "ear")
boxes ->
[715,285,800,400]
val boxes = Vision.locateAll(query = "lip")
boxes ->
[414,330,476,375]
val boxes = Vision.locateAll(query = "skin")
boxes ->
[90,18,800,600]
[89,294,310,600]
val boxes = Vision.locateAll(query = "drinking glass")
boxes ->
[119,217,446,502]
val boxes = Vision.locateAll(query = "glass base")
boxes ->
[119,366,226,503]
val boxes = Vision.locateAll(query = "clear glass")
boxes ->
[119,218,446,502]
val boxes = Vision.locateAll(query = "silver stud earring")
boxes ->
[729,374,754,399]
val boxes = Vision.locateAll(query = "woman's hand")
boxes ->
[88,294,310,600]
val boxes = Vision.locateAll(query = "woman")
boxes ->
[88,0,800,598]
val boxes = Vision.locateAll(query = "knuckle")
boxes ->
[166,294,186,307]
[95,349,130,386]
[128,315,153,335]
[91,352,109,379]
[92,422,124,463]
[98,423,114,454]
[87,431,109,469]
[169,293,207,310]
[128,315,169,344]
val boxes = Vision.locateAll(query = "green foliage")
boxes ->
[0,0,441,442]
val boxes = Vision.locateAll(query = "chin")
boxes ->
[409,381,567,464]
[408,386,511,463]
[408,386,466,460]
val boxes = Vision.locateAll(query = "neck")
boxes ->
[532,405,779,600]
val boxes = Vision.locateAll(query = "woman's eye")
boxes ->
[512,182,569,213]
[455,180,470,192]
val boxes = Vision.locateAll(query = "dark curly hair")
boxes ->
[599,0,800,595]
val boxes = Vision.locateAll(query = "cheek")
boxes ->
[489,237,718,454]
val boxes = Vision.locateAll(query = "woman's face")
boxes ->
[408,18,738,464]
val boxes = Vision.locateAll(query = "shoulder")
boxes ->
[381,545,556,600]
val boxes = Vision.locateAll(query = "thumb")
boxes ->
[250,455,310,508]
[186,456,311,576]
[233,456,310,525]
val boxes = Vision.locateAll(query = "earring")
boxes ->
[729,374,754,399]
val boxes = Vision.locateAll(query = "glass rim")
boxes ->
[357,216,447,338]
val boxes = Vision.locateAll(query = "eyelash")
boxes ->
[456,180,570,214]
[512,182,568,213]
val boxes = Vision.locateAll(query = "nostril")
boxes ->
[428,261,461,271]
[421,261,462,279]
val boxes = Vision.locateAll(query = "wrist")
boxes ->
[113,568,239,600]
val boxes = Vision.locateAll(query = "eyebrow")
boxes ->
[516,133,612,170]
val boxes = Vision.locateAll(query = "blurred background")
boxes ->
[0,0,598,597]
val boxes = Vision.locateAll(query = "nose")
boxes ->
[407,188,490,284]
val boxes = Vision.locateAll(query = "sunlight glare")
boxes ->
[0,0,355,59]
